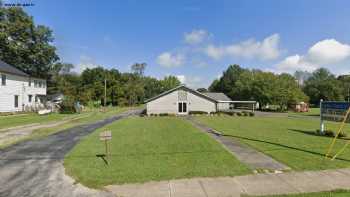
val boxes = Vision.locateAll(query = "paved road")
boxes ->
[0,109,142,197]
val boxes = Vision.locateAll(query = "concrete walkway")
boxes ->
[186,116,289,172]
[106,168,350,197]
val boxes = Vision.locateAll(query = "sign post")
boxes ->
[320,99,324,134]
[99,130,112,164]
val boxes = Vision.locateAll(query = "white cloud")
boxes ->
[205,34,281,61]
[205,45,225,60]
[73,55,99,73]
[275,55,317,73]
[176,75,186,84]
[184,29,209,45]
[175,75,203,88]
[156,52,185,68]
[276,39,350,74]
[306,39,350,64]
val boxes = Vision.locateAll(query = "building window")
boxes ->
[28,95,32,102]
[14,95,19,108]
[39,81,42,88]
[28,79,31,87]
[1,74,6,86]
[35,96,38,102]
[34,80,37,88]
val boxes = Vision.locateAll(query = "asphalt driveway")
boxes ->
[0,109,142,197]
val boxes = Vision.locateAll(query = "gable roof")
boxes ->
[144,85,218,103]
[202,92,232,102]
[0,60,29,77]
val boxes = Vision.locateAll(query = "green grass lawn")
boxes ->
[196,115,350,171]
[244,190,350,197]
[64,117,250,188]
[0,113,77,130]
[288,108,320,117]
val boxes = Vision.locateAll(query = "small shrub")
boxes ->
[140,109,147,116]
[219,111,235,116]
[242,111,249,116]
[159,113,169,116]
[249,112,255,117]
[316,129,347,138]
[59,97,77,114]
[189,111,208,115]
[236,112,242,116]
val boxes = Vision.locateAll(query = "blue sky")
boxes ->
[11,0,350,88]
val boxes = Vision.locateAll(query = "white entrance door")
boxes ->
[178,102,187,115]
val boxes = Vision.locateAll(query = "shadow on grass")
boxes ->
[289,129,350,140]
[96,154,108,165]
[221,133,350,162]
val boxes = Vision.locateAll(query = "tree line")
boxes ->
[208,65,350,110]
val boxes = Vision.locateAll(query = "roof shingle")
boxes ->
[202,92,232,102]
[0,60,29,77]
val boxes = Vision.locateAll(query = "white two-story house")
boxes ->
[0,60,47,112]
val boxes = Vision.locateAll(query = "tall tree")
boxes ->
[161,76,181,91]
[338,75,350,102]
[303,68,343,104]
[0,6,58,78]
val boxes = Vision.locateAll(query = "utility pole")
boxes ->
[104,78,107,110]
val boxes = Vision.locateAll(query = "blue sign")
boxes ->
[322,101,350,110]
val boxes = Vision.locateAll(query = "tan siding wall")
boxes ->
[217,102,230,111]
[187,92,216,113]
[146,89,217,115]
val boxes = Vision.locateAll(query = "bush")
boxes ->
[189,111,208,115]
[317,129,347,138]
[219,111,235,116]
[249,112,255,117]
[236,112,242,116]
[242,111,249,116]
[139,109,147,117]
[59,97,77,114]
[159,113,169,116]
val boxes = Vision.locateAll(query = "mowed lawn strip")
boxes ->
[0,113,76,130]
[196,116,350,171]
[64,117,250,188]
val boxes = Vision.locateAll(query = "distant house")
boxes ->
[0,60,46,112]
[145,85,234,115]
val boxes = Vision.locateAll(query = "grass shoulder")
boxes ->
[195,115,350,171]
[64,116,250,188]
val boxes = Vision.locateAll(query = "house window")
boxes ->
[1,74,6,86]
[28,79,31,87]
[34,80,37,88]
[38,81,42,88]
[28,95,32,102]
[14,95,19,108]
[178,102,187,113]
[35,96,38,102]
